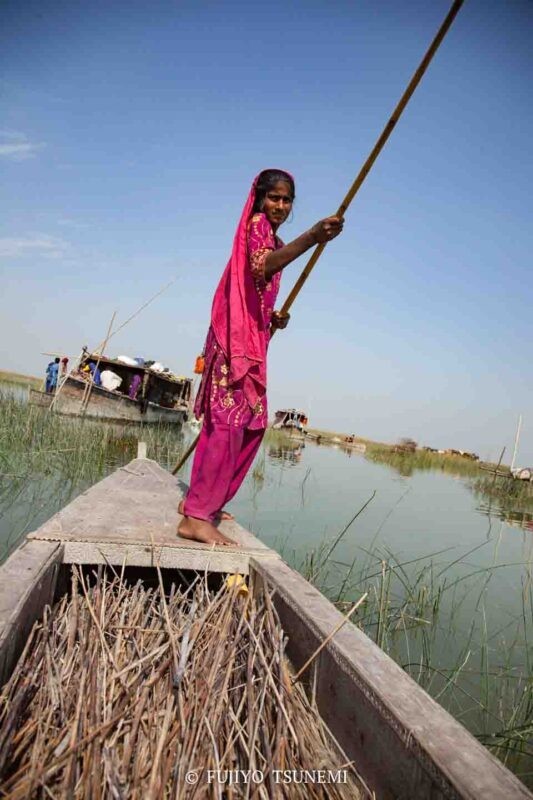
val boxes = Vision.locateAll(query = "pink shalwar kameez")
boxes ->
[183,210,284,522]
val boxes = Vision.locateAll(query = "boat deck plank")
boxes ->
[28,457,278,572]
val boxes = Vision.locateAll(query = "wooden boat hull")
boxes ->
[28,388,53,409]
[30,377,188,425]
[0,459,531,799]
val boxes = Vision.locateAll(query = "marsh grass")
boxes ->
[0,387,188,559]
[281,494,533,783]
[0,370,41,390]
[365,444,533,524]
[471,475,533,514]
[365,443,485,478]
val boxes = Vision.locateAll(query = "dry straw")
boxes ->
[0,568,366,798]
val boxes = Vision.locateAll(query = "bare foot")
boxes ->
[177,515,237,546]
[178,500,234,521]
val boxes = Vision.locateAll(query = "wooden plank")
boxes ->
[28,458,278,571]
[0,540,63,687]
[62,541,259,573]
[251,557,532,800]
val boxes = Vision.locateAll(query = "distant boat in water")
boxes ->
[272,409,308,438]
[31,351,192,426]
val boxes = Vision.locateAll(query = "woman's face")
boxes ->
[261,181,293,229]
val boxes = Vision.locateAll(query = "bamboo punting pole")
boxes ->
[276,0,464,320]
[172,0,464,476]
[48,347,86,412]
[172,433,199,474]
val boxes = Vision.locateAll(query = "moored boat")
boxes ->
[0,455,530,798]
[31,352,193,425]
[28,388,53,409]
[272,408,308,438]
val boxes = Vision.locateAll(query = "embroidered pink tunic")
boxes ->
[194,213,283,430]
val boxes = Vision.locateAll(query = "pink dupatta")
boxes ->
[210,170,291,409]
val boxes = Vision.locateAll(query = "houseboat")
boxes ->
[272,408,308,437]
[0,453,530,798]
[31,351,193,425]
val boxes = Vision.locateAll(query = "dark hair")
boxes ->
[252,169,295,213]
[54,357,60,363]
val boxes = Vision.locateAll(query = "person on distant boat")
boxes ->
[86,361,102,387]
[128,373,142,400]
[45,357,60,393]
[178,169,343,546]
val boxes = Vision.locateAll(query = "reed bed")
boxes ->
[0,371,41,391]
[291,521,533,782]
[0,388,189,483]
[364,445,484,479]
[470,475,533,515]
[0,568,362,799]
[0,388,193,561]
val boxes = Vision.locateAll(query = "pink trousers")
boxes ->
[183,421,264,522]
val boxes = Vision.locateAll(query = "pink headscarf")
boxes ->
[211,169,293,409]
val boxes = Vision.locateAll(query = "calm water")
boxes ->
[232,439,533,652]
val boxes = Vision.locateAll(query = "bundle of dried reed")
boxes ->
[0,569,364,799]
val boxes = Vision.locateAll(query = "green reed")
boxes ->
[470,475,533,514]
[365,443,485,479]
[283,502,533,784]
[0,370,41,390]
[0,387,189,559]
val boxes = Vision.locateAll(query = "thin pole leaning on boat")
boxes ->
[47,280,178,415]
[80,311,117,414]
[171,0,464,476]
[92,276,179,354]
[510,414,522,473]
[48,349,85,412]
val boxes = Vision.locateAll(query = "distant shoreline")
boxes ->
[0,370,41,390]
[0,371,514,473]
[304,426,506,473]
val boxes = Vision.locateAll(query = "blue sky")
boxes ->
[1,0,532,463]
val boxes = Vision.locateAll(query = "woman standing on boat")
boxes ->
[178,169,343,545]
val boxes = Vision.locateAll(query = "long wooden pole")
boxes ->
[277,0,464,318]
[80,311,117,414]
[510,414,522,472]
[92,277,179,354]
[172,0,464,476]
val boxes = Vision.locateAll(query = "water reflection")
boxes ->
[267,440,304,466]
[476,502,533,531]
